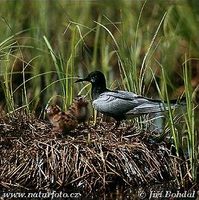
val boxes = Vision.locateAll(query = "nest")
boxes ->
[0,111,182,196]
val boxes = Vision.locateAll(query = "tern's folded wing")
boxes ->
[92,92,147,115]
[106,90,139,100]
[125,102,178,115]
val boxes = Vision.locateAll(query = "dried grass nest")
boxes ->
[0,110,183,195]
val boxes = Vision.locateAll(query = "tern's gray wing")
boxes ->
[92,91,151,116]
[105,90,162,103]
[107,90,145,100]
[125,103,167,115]
[110,90,176,115]
[125,100,178,116]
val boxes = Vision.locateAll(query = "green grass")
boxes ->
[0,0,198,184]
[183,56,197,181]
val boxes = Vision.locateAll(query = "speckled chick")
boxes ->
[46,96,89,134]
[46,105,78,133]
[68,96,89,124]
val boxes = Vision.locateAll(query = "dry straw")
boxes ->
[0,110,185,195]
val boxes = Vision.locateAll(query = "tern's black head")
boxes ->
[76,71,106,86]
[76,71,108,99]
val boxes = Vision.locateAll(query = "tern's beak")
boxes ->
[75,77,89,83]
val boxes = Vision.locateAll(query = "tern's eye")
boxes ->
[91,77,95,83]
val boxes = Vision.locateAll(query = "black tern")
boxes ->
[76,71,184,125]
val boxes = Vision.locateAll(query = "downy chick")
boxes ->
[68,96,89,124]
[46,105,78,133]
[46,96,89,134]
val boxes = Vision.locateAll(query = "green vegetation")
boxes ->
[0,0,198,185]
